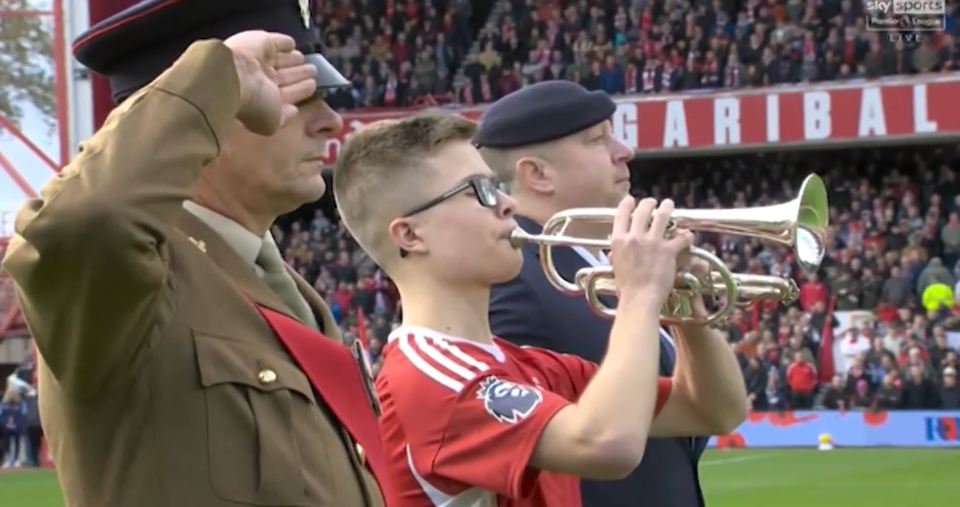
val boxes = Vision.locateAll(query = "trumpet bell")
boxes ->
[794,175,830,275]
[669,173,829,276]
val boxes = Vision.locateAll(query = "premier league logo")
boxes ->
[476,376,543,424]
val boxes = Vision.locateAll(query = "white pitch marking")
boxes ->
[700,454,771,466]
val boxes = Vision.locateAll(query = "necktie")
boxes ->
[256,239,319,330]
[658,330,676,376]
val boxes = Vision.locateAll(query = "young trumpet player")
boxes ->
[333,113,747,507]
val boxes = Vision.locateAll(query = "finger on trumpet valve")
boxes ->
[673,272,703,293]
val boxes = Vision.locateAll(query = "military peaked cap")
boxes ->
[72,0,349,103]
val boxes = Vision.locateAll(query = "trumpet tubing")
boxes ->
[509,174,829,326]
[726,273,801,305]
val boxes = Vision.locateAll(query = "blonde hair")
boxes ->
[334,113,477,269]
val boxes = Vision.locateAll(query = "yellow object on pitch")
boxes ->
[818,433,834,450]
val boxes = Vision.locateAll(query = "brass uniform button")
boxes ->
[355,442,366,466]
[257,369,277,384]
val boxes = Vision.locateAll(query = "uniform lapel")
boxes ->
[176,211,297,321]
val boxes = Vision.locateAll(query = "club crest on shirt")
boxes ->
[476,376,543,424]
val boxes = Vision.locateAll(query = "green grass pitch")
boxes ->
[0,448,956,506]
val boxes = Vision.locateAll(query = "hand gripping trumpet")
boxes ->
[509,173,829,327]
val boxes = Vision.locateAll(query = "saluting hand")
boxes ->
[224,30,318,135]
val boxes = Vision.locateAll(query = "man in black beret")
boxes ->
[480,80,748,507]
[2,1,388,506]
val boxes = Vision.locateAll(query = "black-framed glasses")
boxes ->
[398,174,503,258]
[401,174,501,218]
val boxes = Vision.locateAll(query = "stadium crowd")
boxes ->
[316,0,476,108]
[316,0,960,110]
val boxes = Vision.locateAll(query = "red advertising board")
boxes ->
[614,74,960,154]
[324,73,960,165]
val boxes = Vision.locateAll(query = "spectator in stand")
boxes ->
[839,328,872,371]
[808,299,837,341]
[844,358,873,396]
[744,356,769,410]
[917,257,955,298]
[940,367,960,408]
[820,374,847,410]
[786,351,818,409]
[881,244,909,283]
[903,365,941,409]
[865,337,895,371]
[832,268,861,310]
[21,382,40,468]
[873,354,900,390]
[875,372,905,410]
[849,379,874,410]
[941,350,960,376]
[3,363,40,468]
[928,326,954,370]
[0,385,25,468]
[599,54,625,93]
[901,345,937,380]
[940,212,960,267]
[780,334,815,370]
[798,272,829,311]
[766,373,788,411]
[860,266,884,308]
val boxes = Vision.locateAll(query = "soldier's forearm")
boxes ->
[64,40,241,241]
[1,41,242,393]
[672,301,749,433]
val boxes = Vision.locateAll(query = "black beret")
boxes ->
[72,0,350,103]
[474,80,617,148]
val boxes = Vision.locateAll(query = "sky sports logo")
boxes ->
[865,0,945,31]
[866,0,944,14]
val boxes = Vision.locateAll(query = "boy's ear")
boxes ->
[388,217,428,258]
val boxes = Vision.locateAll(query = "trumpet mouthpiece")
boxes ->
[509,229,529,249]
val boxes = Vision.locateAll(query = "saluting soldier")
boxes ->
[1,1,388,506]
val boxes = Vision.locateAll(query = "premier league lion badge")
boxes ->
[476,376,543,424]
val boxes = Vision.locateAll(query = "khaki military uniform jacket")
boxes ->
[2,41,385,507]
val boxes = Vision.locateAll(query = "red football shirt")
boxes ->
[376,325,673,507]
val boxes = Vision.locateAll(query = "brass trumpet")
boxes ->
[509,173,829,326]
